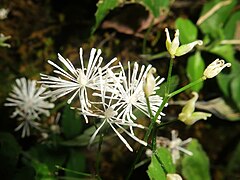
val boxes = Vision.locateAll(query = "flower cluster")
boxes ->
[39,48,165,151]
[4,78,54,137]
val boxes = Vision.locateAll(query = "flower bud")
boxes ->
[143,67,156,97]
[203,59,231,79]
[167,173,183,180]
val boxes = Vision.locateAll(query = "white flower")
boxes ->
[0,8,9,20]
[84,68,147,152]
[40,47,118,123]
[107,62,165,124]
[203,58,231,79]
[169,130,193,164]
[165,28,203,58]
[145,130,192,164]
[4,78,54,137]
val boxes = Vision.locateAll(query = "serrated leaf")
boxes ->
[61,105,83,139]
[31,161,55,180]
[66,150,85,178]
[175,18,198,44]
[92,0,120,34]
[141,0,169,18]
[186,51,205,92]
[224,11,240,39]
[199,0,237,38]
[182,139,211,180]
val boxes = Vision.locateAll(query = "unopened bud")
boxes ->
[203,59,231,79]
[143,67,156,97]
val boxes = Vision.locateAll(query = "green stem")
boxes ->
[168,77,205,98]
[166,58,174,95]
[126,57,175,180]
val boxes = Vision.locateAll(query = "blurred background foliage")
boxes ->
[0,0,240,179]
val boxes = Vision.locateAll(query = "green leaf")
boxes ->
[92,0,120,34]
[199,0,237,38]
[224,11,240,39]
[156,75,179,97]
[175,18,198,44]
[147,147,175,180]
[209,44,235,63]
[186,52,205,92]
[61,105,84,139]
[147,154,166,180]
[156,147,175,173]
[182,139,211,180]
[66,150,86,178]
[216,72,233,97]
[230,75,240,110]
[141,0,169,18]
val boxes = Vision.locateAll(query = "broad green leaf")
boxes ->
[141,0,169,18]
[175,18,198,44]
[156,75,179,97]
[226,141,240,177]
[61,105,84,139]
[216,72,233,97]
[230,75,240,110]
[147,147,175,180]
[182,139,211,180]
[224,11,240,39]
[199,0,237,38]
[66,150,86,178]
[209,44,235,63]
[155,147,175,173]
[92,0,120,34]
[28,145,67,172]
[147,153,166,180]
[186,52,205,92]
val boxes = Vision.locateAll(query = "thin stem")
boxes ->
[168,77,205,98]
[166,58,174,95]
[126,57,175,179]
